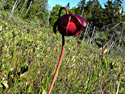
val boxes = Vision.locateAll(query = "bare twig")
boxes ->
[20,0,28,13]
[112,21,125,29]
[26,1,32,15]
[10,0,18,16]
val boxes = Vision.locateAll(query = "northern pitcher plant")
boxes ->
[48,7,87,94]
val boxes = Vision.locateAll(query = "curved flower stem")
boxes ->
[48,35,65,94]
[59,7,69,17]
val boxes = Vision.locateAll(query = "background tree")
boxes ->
[24,0,49,24]
[2,0,49,24]
[69,7,77,14]
[49,4,61,26]
[76,0,123,29]
[77,0,86,15]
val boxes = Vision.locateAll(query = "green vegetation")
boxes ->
[0,0,125,93]
[0,10,125,93]
[0,0,48,24]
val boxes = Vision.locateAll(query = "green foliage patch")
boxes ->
[0,10,124,94]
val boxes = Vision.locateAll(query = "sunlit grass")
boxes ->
[0,11,124,94]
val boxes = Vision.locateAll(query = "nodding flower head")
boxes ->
[53,7,87,37]
[48,7,87,94]
[40,24,43,27]
[77,41,81,44]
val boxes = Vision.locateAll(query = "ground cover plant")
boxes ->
[0,10,125,94]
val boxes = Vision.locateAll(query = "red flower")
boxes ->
[48,7,87,94]
[53,8,87,37]
[77,41,81,44]
[40,24,43,27]
[27,29,30,31]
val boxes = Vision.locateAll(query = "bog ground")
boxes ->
[0,11,125,94]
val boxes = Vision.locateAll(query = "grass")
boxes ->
[0,10,125,94]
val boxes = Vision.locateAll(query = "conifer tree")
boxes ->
[49,4,61,26]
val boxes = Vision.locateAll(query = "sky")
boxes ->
[48,0,125,12]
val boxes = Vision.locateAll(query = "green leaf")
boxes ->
[42,90,47,94]
[2,81,8,89]
[0,83,3,88]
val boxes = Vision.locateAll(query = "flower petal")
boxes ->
[58,14,72,29]
[74,27,84,37]
[66,22,77,36]
[53,13,87,37]
[72,15,87,27]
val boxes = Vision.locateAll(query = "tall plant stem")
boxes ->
[101,24,112,63]
[48,35,65,94]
